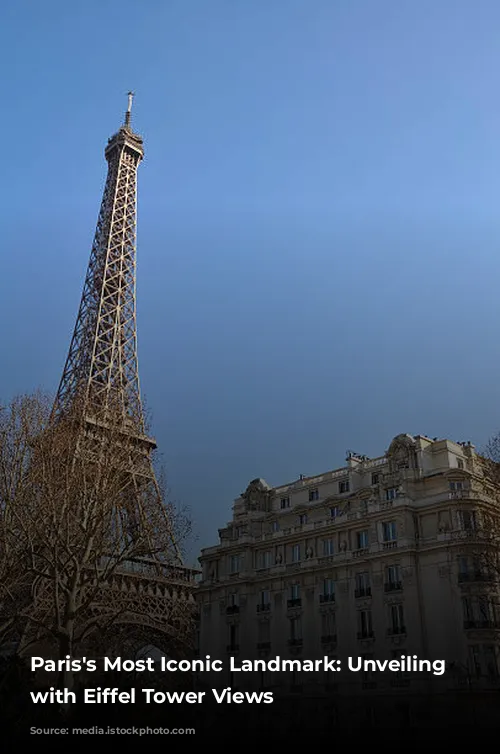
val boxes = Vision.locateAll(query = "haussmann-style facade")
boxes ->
[196,433,500,725]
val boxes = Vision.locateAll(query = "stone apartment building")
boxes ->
[197,433,500,706]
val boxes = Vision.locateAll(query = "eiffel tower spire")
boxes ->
[52,95,182,564]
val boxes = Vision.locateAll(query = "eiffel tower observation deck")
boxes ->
[46,95,198,653]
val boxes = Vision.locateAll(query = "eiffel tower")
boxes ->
[48,94,197,650]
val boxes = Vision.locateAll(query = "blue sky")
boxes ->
[2,1,500,563]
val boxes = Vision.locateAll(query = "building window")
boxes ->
[458,555,484,582]
[458,510,476,531]
[299,513,308,525]
[385,488,397,501]
[355,571,371,598]
[458,556,469,579]
[385,564,402,591]
[361,652,376,684]
[457,459,464,469]
[309,489,319,502]
[228,592,239,607]
[258,589,271,612]
[357,610,373,639]
[280,497,290,509]
[371,473,379,485]
[382,521,397,542]
[339,479,350,494]
[272,520,280,533]
[483,646,498,678]
[320,578,335,603]
[468,646,481,678]
[321,611,336,640]
[478,597,496,624]
[462,596,474,623]
[330,506,339,518]
[323,538,334,556]
[228,624,239,650]
[229,555,241,574]
[260,669,272,688]
[469,645,499,679]
[291,544,301,563]
[325,655,338,687]
[257,550,272,569]
[462,596,497,628]
[288,583,301,607]
[289,616,302,643]
[450,481,464,491]
[257,621,270,644]
[389,603,405,635]
[356,530,369,549]
[206,560,218,581]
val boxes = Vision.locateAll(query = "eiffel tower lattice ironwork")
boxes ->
[49,96,197,641]
[53,93,151,445]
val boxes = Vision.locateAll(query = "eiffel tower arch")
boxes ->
[22,95,199,659]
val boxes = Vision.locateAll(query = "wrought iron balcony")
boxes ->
[287,598,302,608]
[257,603,271,612]
[319,594,335,604]
[226,605,240,614]
[464,620,500,630]
[357,631,374,640]
[390,677,411,688]
[458,572,494,583]
[355,587,371,598]
[387,626,406,636]
[384,581,402,592]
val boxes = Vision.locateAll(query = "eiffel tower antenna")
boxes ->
[125,91,134,127]
[52,94,182,565]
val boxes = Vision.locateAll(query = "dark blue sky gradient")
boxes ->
[2,1,500,561]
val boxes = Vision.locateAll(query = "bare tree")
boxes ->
[0,392,52,644]
[462,435,500,584]
[0,392,196,690]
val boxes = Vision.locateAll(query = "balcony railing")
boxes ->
[357,631,374,640]
[464,620,500,630]
[353,547,369,558]
[382,541,398,550]
[226,605,240,614]
[458,572,495,583]
[257,603,271,612]
[387,626,406,636]
[319,594,335,604]
[287,598,302,609]
[391,677,410,688]
[448,490,470,500]
[355,587,371,598]
[384,581,402,592]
